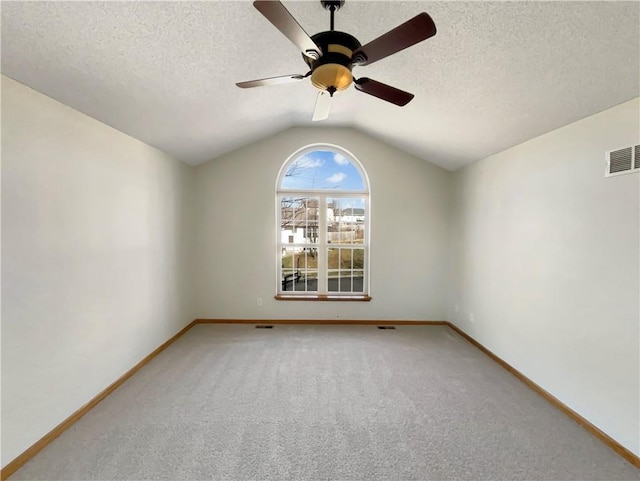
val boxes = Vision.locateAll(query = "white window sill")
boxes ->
[274,294,372,302]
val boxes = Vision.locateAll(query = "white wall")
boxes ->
[192,127,451,321]
[1,76,195,466]
[448,98,640,455]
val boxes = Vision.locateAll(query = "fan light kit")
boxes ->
[236,0,437,121]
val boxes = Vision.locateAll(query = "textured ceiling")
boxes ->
[2,1,639,170]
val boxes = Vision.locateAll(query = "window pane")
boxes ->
[339,248,351,269]
[280,151,365,191]
[352,270,364,293]
[282,269,294,291]
[332,248,365,269]
[304,271,319,292]
[353,248,364,269]
[281,248,294,269]
[281,248,322,270]
[327,248,339,269]
[327,270,340,292]
[339,223,354,245]
[281,246,318,293]
[281,196,319,245]
[282,269,319,293]
[339,276,352,292]
[327,197,365,246]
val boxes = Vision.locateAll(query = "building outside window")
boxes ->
[276,145,370,298]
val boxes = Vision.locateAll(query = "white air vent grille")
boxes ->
[606,144,640,177]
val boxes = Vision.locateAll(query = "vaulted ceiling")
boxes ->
[2,1,638,170]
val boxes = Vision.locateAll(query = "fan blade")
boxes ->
[354,78,414,106]
[352,12,436,66]
[312,91,331,121]
[236,74,306,88]
[253,1,322,59]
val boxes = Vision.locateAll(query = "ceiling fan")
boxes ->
[236,0,437,121]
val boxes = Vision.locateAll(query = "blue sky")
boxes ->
[281,150,365,191]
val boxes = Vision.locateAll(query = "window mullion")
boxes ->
[318,194,327,293]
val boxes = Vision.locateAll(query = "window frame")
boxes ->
[275,144,371,300]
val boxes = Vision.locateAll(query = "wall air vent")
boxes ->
[605,144,640,177]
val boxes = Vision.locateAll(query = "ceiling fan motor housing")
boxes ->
[304,31,361,93]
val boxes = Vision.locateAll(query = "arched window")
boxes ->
[276,145,370,299]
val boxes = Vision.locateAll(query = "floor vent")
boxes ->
[377,326,396,330]
[255,325,274,329]
[606,144,640,177]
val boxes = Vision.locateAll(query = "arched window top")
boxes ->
[278,144,369,193]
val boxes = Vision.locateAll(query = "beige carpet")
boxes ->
[10,324,640,480]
